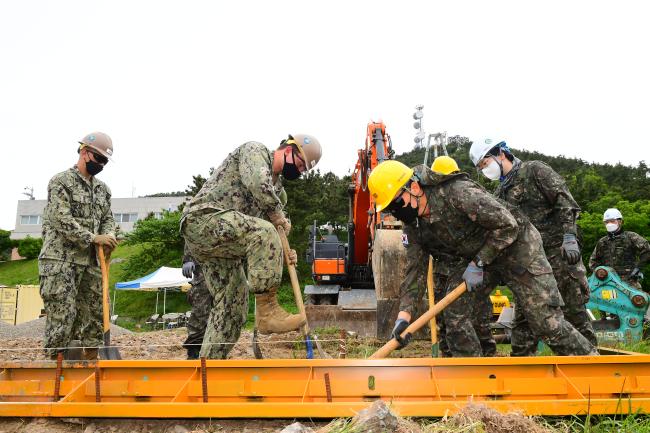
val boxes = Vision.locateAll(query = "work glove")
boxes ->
[462,261,484,292]
[631,267,645,281]
[287,249,298,265]
[560,233,581,265]
[93,233,118,251]
[182,261,195,279]
[269,210,291,235]
[392,318,412,349]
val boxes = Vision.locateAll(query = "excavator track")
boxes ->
[2,353,650,418]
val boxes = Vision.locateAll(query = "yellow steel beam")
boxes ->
[2,355,650,418]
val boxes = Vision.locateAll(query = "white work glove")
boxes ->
[560,233,581,265]
[268,210,291,235]
[462,261,484,292]
[182,261,195,279]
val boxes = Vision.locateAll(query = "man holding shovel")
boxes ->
[38,132,117,360]
[181,134,322,359]
[368,160,597,357]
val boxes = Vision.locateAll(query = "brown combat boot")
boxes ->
[255,288,305,334]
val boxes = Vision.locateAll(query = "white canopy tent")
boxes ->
[114,267,191,318]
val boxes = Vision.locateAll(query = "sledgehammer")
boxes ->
[370,282,467,359]
[276,227,330,359]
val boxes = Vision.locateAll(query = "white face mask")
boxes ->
[606,222,619,233]
[481,159,502,181]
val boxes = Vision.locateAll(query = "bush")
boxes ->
[0,229,17,261]
[17,236,43,259]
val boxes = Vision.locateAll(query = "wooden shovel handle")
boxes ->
[97,247,111,333]
[276,226,310,335]
[370,282,467,359]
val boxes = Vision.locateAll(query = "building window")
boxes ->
[114,213,139,223]
[154,212,163,220]
[20,215,41,225]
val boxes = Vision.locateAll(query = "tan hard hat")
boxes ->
[79,132,114,161]
[287,134,322,170]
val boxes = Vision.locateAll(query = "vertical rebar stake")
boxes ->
[338,329,347,359]
[324,373,332,402]
[200,357,208,403]
[53,352,63,402]
[95,363,101,402]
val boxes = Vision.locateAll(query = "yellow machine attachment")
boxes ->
[490,289,511,319]
[3,354,650,418]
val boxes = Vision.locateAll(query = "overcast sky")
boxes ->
[1,1,649,230]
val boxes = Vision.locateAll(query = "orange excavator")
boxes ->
[305,121,408,339]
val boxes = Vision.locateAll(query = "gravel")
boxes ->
[0,317,132,339]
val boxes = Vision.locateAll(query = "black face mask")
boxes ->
[386,196,419,224]
[86,159,104,176]
[282,152,301,181]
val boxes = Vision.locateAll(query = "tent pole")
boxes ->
[163,288,167,330]
[155,291,159,315]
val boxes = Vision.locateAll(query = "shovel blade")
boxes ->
[100,330,122,360]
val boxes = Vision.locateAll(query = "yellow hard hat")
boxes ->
[368,160,414,212]
[431,155,459,175]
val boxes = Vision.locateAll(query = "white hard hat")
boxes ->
[603,208,623,221]
[469,138,506,166]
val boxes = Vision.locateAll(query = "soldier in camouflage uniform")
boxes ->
[180,248,211,359]
[38,132,117,360]
[368,160,597,357]
[401,215,498,357]
[470,138,597,356]
[589,208,650,290]
[181,135,322,359]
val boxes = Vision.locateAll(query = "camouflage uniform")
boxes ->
[495,160,597,355]
[181,142,288,359]
[402,249,496,358]
[181,248,211,355]
[589,230,650,290]
[38,166,116,357]
[401,166,596,356]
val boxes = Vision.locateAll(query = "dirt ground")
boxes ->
[0,405,558,433]
[0,326,479,362]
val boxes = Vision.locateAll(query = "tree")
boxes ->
[0,230,17,261]
[17,236,43,260]
[120,211,184,280]
[185,168,214,196]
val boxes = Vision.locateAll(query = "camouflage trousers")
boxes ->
[504,262,597,356]
[182,210,283,359]
[434,272,496,358]
[38,259,103,357]
[183,275,211,351]
[511,250,597,356]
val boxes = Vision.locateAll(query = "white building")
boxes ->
[10,196,188,240]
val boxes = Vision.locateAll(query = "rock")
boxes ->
[173,425,190,433]
[84,424,97,433]
[350,400,398,432]
[61,417,84,425]
[280,422,314,433]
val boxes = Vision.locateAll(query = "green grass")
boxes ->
[0,257,39,286]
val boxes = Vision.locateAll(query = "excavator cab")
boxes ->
[306,222,347,290]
